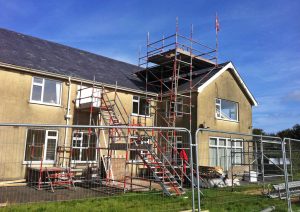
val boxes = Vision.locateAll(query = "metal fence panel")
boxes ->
[0,124,198,212]
[195,128,294,211]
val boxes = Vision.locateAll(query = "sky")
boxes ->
[0,0,299,133]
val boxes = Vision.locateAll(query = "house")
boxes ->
[0,28,257,192]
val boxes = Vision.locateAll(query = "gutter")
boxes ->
[0,62,157,97]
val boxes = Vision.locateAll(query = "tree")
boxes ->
[277,124,300,139]
[252,128,267,135]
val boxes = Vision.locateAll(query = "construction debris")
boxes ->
[198,166,240,188]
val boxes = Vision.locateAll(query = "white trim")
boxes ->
[209,137,243,171]
[165,98,183,118]
[131,95,151,117]
[28,101,62,107]
[71,131,98,163]
[30,76,62,106]
[215,98,239,122]
[23,129,59,163]
[197,62,258,106]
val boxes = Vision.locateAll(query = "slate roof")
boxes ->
[0,28,231,95]
[177,62,230,92]
[0,28,145,91]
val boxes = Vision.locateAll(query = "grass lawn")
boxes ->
[1,185,299,212]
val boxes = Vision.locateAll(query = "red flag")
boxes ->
[215,13,220,32]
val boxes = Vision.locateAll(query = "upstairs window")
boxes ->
[31,77,62,105]
[215,98,238,121]
[165,98,183,117]
[132,96,150,116]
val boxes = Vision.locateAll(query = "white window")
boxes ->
[72,132,97,162]
[129,137,151,161]
[24,129,58,163]
[132,96,150,116]
[209,137,243,171]
[30,77,62,105]
[165,98,183,117]
[215,98,238,121]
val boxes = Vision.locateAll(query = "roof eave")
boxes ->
[0,62,156,96]
[197,62,258,106]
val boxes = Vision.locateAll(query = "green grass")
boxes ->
[1,186,299,212]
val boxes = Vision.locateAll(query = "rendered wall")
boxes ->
[0,67,155,180]
[196,69,253,166]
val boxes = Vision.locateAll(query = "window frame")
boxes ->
[30,77,62,106]
[131,95,150,117]
[209,137,243,171]
[129,137,152,162]
[71,131,98,163]
[165,98,183,118]
[215,98,239,122]
[23,129,58,164]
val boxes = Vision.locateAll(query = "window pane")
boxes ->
[72,149,80,160]
[73,132,82,138]
[48,131,57,137]
[219,139,226,146]
[227,149,232,169]
[219,147,226,170]
[235,141,242,147]
[43,79,60,104]
[130,150,138,160]
[216,105,221,118]
[227,139,232,147]
[133,101,138,114]
[209,147,217,166]
[33,77,43,84]
[25,129,45,161]
[133,96,139,101]
[32,85,42,101]
[235,149,242,164]
[209,138,217,146]
[46,138,56,160]
[221,99,238,121]
[139,98,149,116]
[82,134,89,147]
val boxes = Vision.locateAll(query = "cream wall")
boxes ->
[0,67,155,180]
[196,69,253,166]
[0,67,73,179]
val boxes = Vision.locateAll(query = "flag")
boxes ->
[215,13,220,32]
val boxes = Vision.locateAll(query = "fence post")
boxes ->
[282,138,292,212]
[194,130,201,212]
[189,130,196,212]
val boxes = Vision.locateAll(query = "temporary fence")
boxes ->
[195,128,299,212]
[2,123,300,211]
[282,137,300,211]
[0,123,200,211]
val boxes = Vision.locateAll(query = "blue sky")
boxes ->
[0,0,299,133]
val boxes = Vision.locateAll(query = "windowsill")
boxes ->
[29,100,62,107]
[215,117,239,123]
[128,159,144,163]
[131,113,151,118]
[71,161,97,164]
[165,115,183,118]
[23,161,55,165]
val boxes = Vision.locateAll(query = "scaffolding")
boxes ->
[69,80,196,196]
[136,21,217,130]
